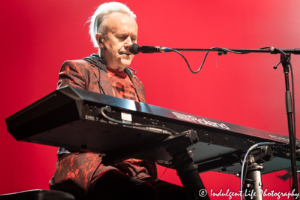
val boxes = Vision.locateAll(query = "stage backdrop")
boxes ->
[1,1,300,199]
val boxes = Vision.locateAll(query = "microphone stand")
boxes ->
[171,47,299,198]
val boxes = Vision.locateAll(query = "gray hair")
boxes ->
[89,2,136,48]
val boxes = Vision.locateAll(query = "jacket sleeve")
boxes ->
[57,60,89,90]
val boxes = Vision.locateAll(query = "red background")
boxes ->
[1,0,300,199]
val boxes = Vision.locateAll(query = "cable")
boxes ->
[169,49,210,74]
[289,60,297,199]
[260,46,287,57]
[212,47,250,55]
[216,54,219,68]
[100,106,178,136]
[169,47,252,74]
[289,61,296,140]
[128,67,137,75]
[240,142,275,200]
[242,159,249,187]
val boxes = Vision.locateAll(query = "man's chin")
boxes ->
[120,61,132,68]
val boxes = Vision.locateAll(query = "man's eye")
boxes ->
[118,36,128,40]
[117,35,137,42]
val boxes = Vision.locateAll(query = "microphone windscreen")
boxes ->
[129,43,140,55]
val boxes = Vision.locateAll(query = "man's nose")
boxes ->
[124,37,132,47]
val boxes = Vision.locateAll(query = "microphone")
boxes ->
[129,43,171,55]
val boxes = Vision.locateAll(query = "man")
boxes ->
[49,2,208,200]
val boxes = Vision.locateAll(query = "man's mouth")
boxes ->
[118,51,131,55]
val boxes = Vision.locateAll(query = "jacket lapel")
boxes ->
[98,69,114,96]
[84,54,115,97]
[132,77,146,103]
[83,55,145,102]
[124,68,146,103]
[90,66,114,96]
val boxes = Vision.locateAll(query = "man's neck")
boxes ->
[106,63,125,72]
[100,51,125,72]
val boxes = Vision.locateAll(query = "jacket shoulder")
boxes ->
[61,59,92,69]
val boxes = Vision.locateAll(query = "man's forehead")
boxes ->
[105,12,137,33]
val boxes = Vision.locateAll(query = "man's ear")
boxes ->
[96,33,104,48]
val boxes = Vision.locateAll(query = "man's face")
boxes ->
[98,12,138,71]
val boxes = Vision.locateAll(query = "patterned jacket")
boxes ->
[49,54,157,199]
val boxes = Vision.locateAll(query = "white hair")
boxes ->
[89,2,136,48]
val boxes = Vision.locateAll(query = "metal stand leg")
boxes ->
[161,130,210,200]
[243,163,264,200]
[169,149,210,200]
